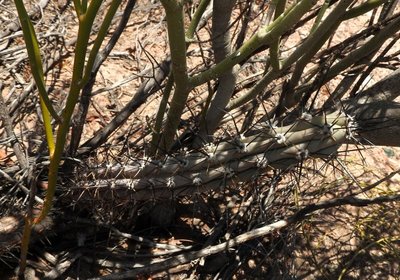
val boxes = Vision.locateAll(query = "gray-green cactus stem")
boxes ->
[83,111,353,201]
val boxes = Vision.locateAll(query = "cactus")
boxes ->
[82,111,354,201]
[3,0,400,277]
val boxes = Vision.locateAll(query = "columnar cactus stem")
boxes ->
[83,112,353,201]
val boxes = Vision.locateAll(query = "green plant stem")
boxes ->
[35,0,105,224]
[291,15,400,108]
[14,0,61,129]
[40,96,55,154]
[281,0,353,110]
[18,217,33,276]
[342,0,388,21]
[211,0,388,112]
[14,0,59,273]
[150,74,174,156]
[196,0,236,142]
[275,0,287,24]
[150,0,210,153]
[226,0,362,111]
[82,0,88,13]
[226,67,279,111]
[188,0,318,88]
[14,0,56,153]
[81,0,122,85]
[325,10,400,81]
[269,0,287,70]
[159,0,189,152]
[310,0,330,33]
[186,0,211,41]
[73,0,83,16]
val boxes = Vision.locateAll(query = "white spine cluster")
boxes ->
[321,124,333,136]
[167,177,175,189]
[224,167,235,179]
[204,143,218,164]
[233,134,247,153]
[256,155,269,168]
[300,112,312,122]
[193,175,202,186]
[139,156,152,171]
[345,114,357,140]
[296,148,309,161]
[275,133,286,144]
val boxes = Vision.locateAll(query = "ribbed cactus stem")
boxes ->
[86,112,353,200]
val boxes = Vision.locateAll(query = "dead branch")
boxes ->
[0,0,50,40]
[0,83,28,169]
[89,192,400,280]
[77,58,171,155]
